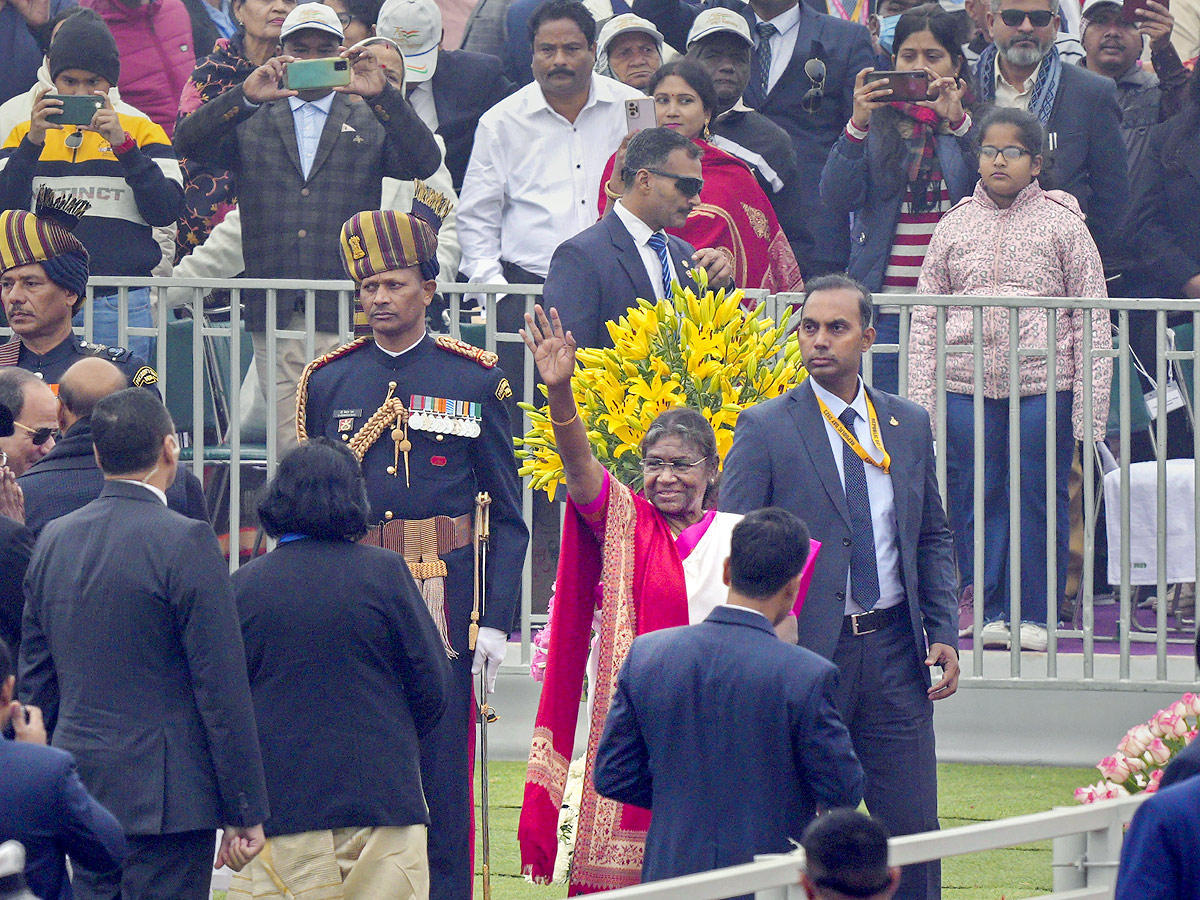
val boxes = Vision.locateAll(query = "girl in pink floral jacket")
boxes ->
[910,107,1112,652]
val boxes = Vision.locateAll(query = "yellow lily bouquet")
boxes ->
[515,273,806,498]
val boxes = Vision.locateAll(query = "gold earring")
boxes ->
[702,120,711,141]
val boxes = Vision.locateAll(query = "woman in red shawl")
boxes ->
[599,60,803,295]
[516,305,817,894]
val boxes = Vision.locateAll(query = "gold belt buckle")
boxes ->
[851,611,877,636]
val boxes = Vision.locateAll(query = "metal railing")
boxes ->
[6,280,1198,685]
[584,794,1149,900]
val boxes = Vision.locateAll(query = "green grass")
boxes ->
[473,762,1098,900]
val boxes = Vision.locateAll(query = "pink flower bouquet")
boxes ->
[1076,693,1200,803]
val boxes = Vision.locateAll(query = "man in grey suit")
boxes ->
[544,127,732,350]
[19,388,269,900]
[720,274,959,900]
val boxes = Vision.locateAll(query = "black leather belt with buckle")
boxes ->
[845,603,908,636]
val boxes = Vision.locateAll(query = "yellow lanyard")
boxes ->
[817,394,891,475]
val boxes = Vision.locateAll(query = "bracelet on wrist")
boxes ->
[550,408,579,427]
[603,182,621,200]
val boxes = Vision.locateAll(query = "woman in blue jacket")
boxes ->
[820,3,978,393]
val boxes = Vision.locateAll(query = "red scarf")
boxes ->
[890,102,944,212]
[519,479,688,893]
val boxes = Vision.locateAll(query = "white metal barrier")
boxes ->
[584,795,1148,900]
[5,279,1198,685]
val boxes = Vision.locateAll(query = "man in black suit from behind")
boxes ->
[18,358,208,536]
[375,0,516,191]
[544,127,733,351]
[19,388,270,900]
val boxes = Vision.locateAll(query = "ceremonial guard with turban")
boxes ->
[296,187,529,900]
[0,188,157,389]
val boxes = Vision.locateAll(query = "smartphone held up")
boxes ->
[44,94,104,127]
[285,57,352,92]
[864,70,930,102]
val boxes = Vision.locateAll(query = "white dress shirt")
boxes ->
[287,92,335,180]
[457,73,645,285]
[611,199,679,295]
[407,81,439,132]
[993,55,1042,111]
[809,377,904,615]
[113,479,168,506]
[750,2,801,96]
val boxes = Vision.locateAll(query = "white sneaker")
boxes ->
[1019,622,1049,652]
[979,621,1011,649]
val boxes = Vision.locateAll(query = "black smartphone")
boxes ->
[864,70,930,102]
[45,93,104,127]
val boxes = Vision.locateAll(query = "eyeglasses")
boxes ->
[998,9,1055,27]
[641,456,710,475]
[14,421,59,446]
[643,168,704,198]
[980,144,1032,160]
[801,57,826,114]
[333,11,357,26]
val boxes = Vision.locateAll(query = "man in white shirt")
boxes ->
[543,126,732,349]
[458,0,645,295]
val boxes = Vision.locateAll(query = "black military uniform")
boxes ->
[0,335,157,391]
[299,335,527,900]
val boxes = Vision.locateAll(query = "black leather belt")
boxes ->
[844,602,908,636]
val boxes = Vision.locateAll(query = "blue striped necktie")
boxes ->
[748,21,778,106]
[646,232,673,299]
[839,407,880,611]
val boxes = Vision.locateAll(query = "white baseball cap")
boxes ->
[376,0,442,83]
[687,8,754,49]
[597,13,665,55]
[280,2,345,42]
[1080,0,1123,18]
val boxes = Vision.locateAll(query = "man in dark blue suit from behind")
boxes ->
[544,126,733,350]
[0,637,127,900]
[593,507,864,885]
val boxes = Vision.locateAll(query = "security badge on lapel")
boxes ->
[408,395,482,438]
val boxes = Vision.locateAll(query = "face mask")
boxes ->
[878,14,902,53]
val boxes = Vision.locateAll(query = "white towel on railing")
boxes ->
[1104,460,1196,586]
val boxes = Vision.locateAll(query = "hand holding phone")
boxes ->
[1128,0,1173,49]
[864,69,929,101]
[625,97,657,135]
[285,57,353,91]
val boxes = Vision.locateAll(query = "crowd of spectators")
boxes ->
[1,0,1200,893]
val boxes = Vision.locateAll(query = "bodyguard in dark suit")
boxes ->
[594,508,863,885]
[633,0,877,277]
[19,388,269,900]
[18,358,207,537]
[544,127,731,351]
[1,637,128,900]
[232,440,450,894]
[0,397,32,652]
[720,275,960,900]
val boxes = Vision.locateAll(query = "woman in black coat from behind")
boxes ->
[230,438,450,899]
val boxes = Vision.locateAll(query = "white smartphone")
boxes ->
[624,97,657,135]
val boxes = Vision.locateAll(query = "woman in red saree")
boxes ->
[599,60,803,295]
[516,305,818,894]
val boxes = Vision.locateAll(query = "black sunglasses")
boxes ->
[998,8,1055,27]
[802,57,826,114]
[14,420,59,446]
[643,168,704,198]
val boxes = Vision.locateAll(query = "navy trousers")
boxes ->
[834,612,939,900]
[944,391,1073,626]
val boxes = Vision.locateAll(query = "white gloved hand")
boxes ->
[471,626,508,694]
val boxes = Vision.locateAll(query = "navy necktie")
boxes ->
[839,407,880,611]
[747,21,778,108]
[646,232,673,299]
